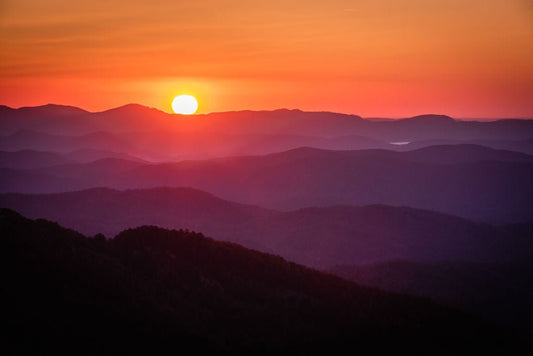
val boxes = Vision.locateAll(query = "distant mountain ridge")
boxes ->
[397,138,533,155]
[0,128,390,161]
[1,145,531,223]
[2,103,532,141]
[2,103,533,162]
[401,114,455,122]
[0,149,146,169]
[0,103,89,115]
[0,149,73,169]
[2,187,531,269]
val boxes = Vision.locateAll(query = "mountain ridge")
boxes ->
[3,103,532,121]
[2,186,530,269]
[1,145,532,223]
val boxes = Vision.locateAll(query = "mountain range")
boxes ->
[2,104,532,139]
[2,187,530,268]
[2,104,533,161]
[2,103,532,344]
[1,145,532,223]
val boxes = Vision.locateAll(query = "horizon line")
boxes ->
[1,102,533,121]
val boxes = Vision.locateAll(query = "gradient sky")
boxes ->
[1,0,532,117]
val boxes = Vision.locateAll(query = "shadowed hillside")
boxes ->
[329,259,533,331]
[1,209,524,354]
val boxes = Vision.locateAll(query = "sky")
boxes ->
[1,0,532,117]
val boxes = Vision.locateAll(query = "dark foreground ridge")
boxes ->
[1,209,526,354]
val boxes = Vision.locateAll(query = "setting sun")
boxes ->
[172,95,198,115]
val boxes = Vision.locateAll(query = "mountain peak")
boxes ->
[97,103,167,115]
[401,114,455,123]
[15,104,89,115]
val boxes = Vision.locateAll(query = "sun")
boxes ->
[172,95,198,114]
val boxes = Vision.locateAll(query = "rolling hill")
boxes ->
[2,209,523,354]
[398,138,533,155]
[0,149,73,169]
[2,187,530,269]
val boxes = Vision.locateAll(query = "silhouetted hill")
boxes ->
[0,104,95,135]
[0,148,146,169]
[0,187,274,239]
[0,150,73,169]
[401,144,533,164]
[98,103,162,116]
[6,103,89,116]
[329,260,533,330]
[2,209,523,354]
[0,129,134,153]
[264,144,533,165]
[2,188,530,269]
[192,108,365,136]
[398,138,533,155]
[64,149,148,163]
[1,146,531,223]
[243,204,526,267]
[0,167,81,193]
[400,114,455,123]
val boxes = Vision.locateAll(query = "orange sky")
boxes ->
[1,0,532,117]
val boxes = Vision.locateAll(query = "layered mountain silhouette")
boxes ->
[2,187,531,268]
[2,209,523,354]
[0,130,137,155]
[0,149,145,169]
[2,105,533,162]
[397,138,533,155]
[2,104,532,140]
[2,103,532,346]
[0,129,389,161]
[0,149,72,169]
[1,145,532,223]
